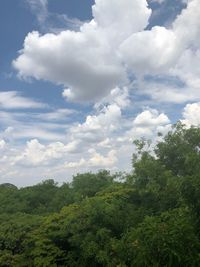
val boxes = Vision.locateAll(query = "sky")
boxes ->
[0,0,200,186]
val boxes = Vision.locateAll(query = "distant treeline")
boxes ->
[1,123,200,266]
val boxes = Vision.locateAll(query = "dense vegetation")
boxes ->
[1,123,200,266]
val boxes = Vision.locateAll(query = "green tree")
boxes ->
[119,208,200,267]
[156,123,200,176]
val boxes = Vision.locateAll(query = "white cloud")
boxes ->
[0,106,77,142]
[64,158,86,169]
[81,104,121,132]
[94,87,130,110]
[26,0,48,25]
[4,0,200,186]
[170,50,200,95]
[64,149,117,169]
[0,111,66,142]
[133,109,170,127]
[13,30,125,101]
[119,26,178,74]
[125,0,200,104]
[137,79,200,104]
[67,103,122,149]
[15,139,69,166]
[119,0,200,75]
[35,108,75,121]
[182,102,200,126]
[12,127,65,141]
[97,138,112,148]
[0,91,46,109]
[88,149,117,167]
[14,0,200,104]
[92,0,151,45]
[26,0,82,32]
[124,109,171,141]
[173,0,200,48]
[0,104,171,185]
[13,0,152,101]
[0,140,6,150]
[119,0,200,101]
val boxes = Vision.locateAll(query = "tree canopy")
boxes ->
[1,123,200,266]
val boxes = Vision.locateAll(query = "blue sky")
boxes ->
[0,0,200,186]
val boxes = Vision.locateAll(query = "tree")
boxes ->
[119,208,200,267]
[155,122,200,176]
[71,170,114,200]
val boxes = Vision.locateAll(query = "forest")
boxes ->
[1,123,200,266]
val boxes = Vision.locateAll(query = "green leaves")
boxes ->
[156,123,200,176]
[1,124,200,266]
[120,208,200,267]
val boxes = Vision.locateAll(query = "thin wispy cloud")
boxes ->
[25,0,83,32]
[0,91,46,109]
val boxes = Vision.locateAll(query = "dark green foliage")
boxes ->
[71,170,114,200]
[155,122,200,176]
[0,213,43,266]
[1,124,200,266]
[119,208,200,267]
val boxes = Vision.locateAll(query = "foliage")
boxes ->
[119,208,200,267]
[1,124,200,266]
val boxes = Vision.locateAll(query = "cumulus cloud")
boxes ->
[5,0,200,185]
[14,29,125,101]
[133,109,170,127]
[15,139,72,166]
[0,73,170,184]
[182,102,200,126]
[120,26,178,74]
[88,149,117,167]
[120,0,200,74]
[126,109,171,139]
[0,105,171,185]
[14,0,200,103]
[64,149,117,169]
[66,93,128,151]
[13,0,152,101]
[173,0,200,47]
[130,0,200,104]
[92,0,151,45]
[94,87,130,110]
